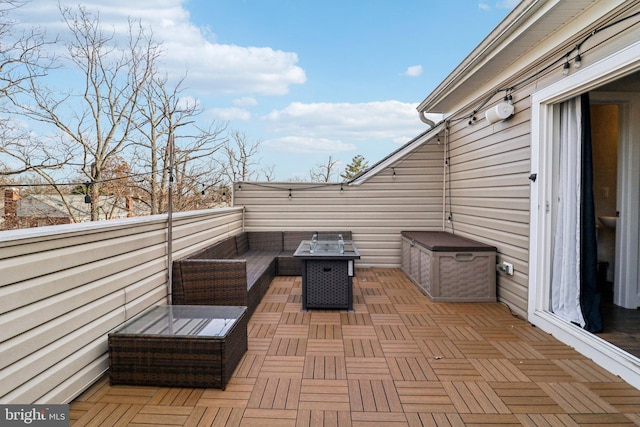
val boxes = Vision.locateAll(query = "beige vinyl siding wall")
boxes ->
[0,207,243,404]
[442,93,533,318]
[234,142,444,267]
[436,2,640,319]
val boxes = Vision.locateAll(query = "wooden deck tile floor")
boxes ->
[70,268,640,426]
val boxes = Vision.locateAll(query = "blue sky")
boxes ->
[13,0,517,181]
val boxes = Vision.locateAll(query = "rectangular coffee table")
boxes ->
[108,305,247,389]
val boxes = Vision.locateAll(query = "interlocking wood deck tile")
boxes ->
[197,379,253,407]
[370,313,404,325]
[306,338,344,356]
[387,357,438,381]
[258,355,305,377]
[417,339,465,359]
[380,340,423,358]
[275,324,310,338]
[348,379,403,412]
[442,381,511,414]
[303,355,347,380]
[295,410,352,427]
[268,337,307,356]
[400,313,439,327]
[345,357,392,380]
[309,324,343,339]
[69,268,640,426]
[342,325,377,339]
[281,311,309,325]
[248,377,301,410]
[248,322,277,339]
[394,380,455,413]
[470,358,532,382]
[491,340,546,360]
[376,325,414,341]
[586,382,640,413]
[241,409,297,427]
[442,325,486,341]
[514,413,581,427]
[340,312,373,325]
[299,379,351,412]
[343,338,385,357]
[513,359,575,382]
[570,413,637,425]
[538,382,618,414]
[430,359,484,382]
[454,341,504,359]
[310,311,342,324]
[554,358,622,383]
[491,383,564,414]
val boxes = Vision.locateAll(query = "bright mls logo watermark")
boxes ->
[1,405,68,426]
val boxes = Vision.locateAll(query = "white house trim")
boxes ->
[529,38,640,390]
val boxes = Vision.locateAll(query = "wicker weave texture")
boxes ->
[435,252,495,301]
[305,260,350,308]
[108,309,247,389]
[401,233,496,303]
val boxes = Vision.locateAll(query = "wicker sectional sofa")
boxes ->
[172,231,352,317]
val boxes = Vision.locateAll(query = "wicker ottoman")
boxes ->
[108,305,247,389]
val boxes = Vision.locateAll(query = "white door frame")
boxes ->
[529,40,640,390]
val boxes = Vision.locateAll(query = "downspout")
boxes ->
[418,109,436,128]
[443,123,448,231]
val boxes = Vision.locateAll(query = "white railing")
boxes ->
[0,207,244,404]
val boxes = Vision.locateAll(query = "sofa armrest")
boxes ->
[173,259,248,306]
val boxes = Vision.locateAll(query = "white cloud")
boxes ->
[263,100,426,141]
[264,136,356,154]
[478,2,491,11]
[233,97,259,107]
[14,0,306,96]
[404,65,423,77]
[209,107,251,121]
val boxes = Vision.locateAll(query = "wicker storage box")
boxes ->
[401,231,496,302]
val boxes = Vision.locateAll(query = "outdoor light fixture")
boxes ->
[574,52,582,68]
[84,181,92,204]
[485,101,515,124]
[340,183,344,193]
[288,188,292,200]
[562,61,570,75]
[392,168,396,178]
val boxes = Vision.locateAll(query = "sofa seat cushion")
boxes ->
[236,250,280,287]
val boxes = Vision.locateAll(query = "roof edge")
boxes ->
[348,122,445,186]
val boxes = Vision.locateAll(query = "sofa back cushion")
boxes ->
[235,232,249,255]
[248,231,283,251]
[188,236,237,260]
[283,231,313,251]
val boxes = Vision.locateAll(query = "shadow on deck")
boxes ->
[70,268,640,426]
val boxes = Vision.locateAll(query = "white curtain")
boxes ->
[551,96,586,327]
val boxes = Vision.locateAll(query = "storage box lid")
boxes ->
[401,231,496,252]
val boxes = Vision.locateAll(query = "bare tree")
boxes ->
[0,0,54,104]
[132,73,227,213]
[218,130,263,184]
[310,155,340,182]
[7,5,160,220]
[0,1,63,182]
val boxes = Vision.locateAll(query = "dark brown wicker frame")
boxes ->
[108,307,248,389]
